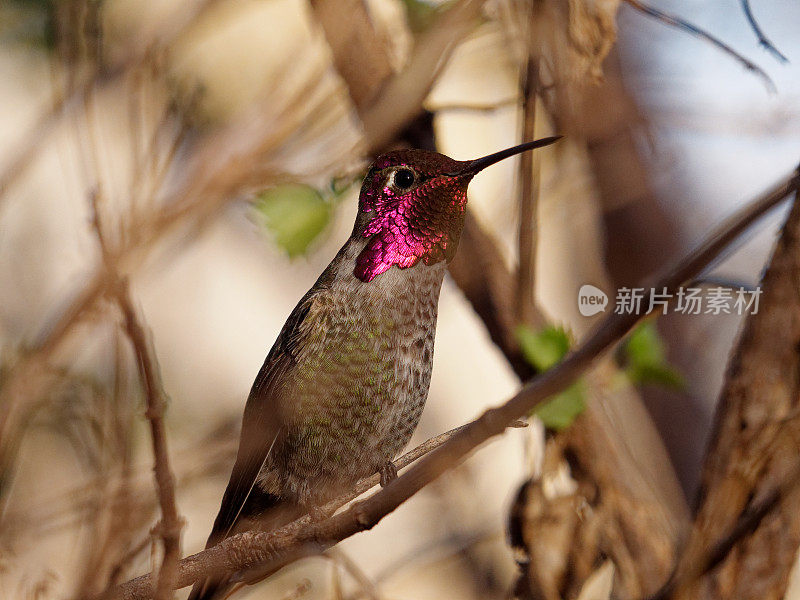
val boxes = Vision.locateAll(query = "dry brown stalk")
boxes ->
[107,170,799,600]
[515,54,545,329]
[115,279,184,600]
[92,180,184,597]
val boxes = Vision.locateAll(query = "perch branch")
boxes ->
[107,169,800,600]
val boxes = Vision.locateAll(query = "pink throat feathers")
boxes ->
[353,156,471,282]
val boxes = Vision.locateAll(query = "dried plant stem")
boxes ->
[624,0,775,93]
[515,55,544,328]
[96,183,184,600]
[115,279,183,600]
[326,548,382,600]
[108,170,800,600]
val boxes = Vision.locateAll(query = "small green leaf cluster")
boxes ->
[620,322,683,389]
[516,324,586,431]
[255,179,353,258]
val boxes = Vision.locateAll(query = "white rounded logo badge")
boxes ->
[578,284,608,316]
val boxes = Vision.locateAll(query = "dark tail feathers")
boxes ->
[188,490,302,600]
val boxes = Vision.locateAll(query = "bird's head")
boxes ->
[352,137,561,282]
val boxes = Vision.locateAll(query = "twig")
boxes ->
[741,0,788,63]
[107,169,800,600]
[326,548,382,600]
[624,0,776,93]
[515,55,544,328]
[432,98,517,113]
[115,280,183,600]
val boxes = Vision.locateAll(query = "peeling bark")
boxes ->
[675,194,800,600]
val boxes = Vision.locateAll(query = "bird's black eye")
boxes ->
[393,168,416,189]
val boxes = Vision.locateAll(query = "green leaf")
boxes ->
[626,363,683,389]
[515,324,571,371]
[255,184,331,257]
[625,321,665,366]
[534,381,586,431]
[622,322,684,389]
[516,325,586,430]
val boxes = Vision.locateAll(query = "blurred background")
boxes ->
[1,0,799,598]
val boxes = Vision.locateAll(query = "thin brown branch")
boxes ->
[515,56,544,328]
[108,169,800,600]
[115,280,183,600]
[623,0,776,93]
[432,99,517,112]
[741,0,788,63]
[326,549,382,600]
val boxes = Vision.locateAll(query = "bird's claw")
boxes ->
[380,461,398,487]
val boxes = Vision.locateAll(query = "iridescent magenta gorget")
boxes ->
[354,150,473,282]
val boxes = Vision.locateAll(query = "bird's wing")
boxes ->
[205,295,314,547]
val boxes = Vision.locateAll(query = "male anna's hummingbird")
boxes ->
[189,136,561,600]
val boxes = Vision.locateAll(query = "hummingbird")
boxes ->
[189,136,561,600]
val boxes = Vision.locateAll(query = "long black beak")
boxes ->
[446,136,562,177]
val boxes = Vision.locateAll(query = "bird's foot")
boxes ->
[380,461,398,487]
